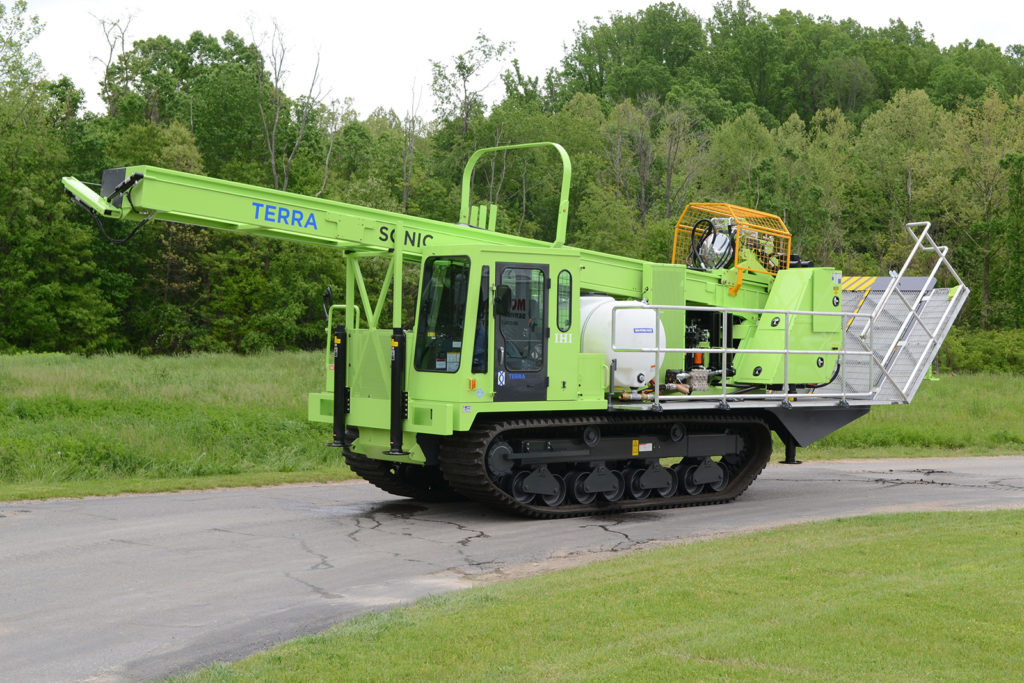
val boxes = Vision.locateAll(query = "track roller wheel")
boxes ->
[626,469,651,500]
[540,473,567,507]
[707,461,730,492]
[655,467,679,498]
[676,462,703,496]
[437,413,774,518]
[566,471,596,505]
[510,471,536,504]
[601,470,625,502]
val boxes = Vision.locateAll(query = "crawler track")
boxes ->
[438,412,772,519]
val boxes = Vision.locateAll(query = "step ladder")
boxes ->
[838,222,969,404]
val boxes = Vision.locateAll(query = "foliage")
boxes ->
[3,1,1024,354]
[0,2,116,353]
[936,327,1024,374]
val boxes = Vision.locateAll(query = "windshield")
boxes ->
[414,256,471,373]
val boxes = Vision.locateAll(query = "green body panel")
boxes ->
[732,268,843,385]
[348,329,393,400]
[353,428,427,464]
[643,263,688,372]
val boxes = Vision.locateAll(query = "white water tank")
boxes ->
[580,296,665,388]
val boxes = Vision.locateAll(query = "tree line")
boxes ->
[1,0,1023,354]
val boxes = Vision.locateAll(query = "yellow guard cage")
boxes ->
[672,202,792,294]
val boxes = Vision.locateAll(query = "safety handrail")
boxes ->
[859,221,968,398]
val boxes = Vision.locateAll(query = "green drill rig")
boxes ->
[62,142,968,518]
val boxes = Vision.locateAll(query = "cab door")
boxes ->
[493,263,548,402]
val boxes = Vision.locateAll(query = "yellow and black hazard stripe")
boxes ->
[840,275,877,291]
[841,276,877,331]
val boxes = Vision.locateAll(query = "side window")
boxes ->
[413,256,470,373]
[498,267,545,371]
[472,266,489,374]
[556,270,572,332]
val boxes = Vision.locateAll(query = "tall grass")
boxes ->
[0,352,346,494]
[809,372,1024,456]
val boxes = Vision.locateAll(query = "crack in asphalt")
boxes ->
[580,518,634,551]
[447,558,502,578]
[296,537,333,570]
[415,516,491,547]
[768,477,862,484]
[346,515,382,542]
[210,527,263,538]
[283,573,342,600]
[339,507,493,579]
[347,506,491,548]
[109,538,156,548]
[872,476,1024,491]
[412,517,493,577]
[772,472,1024,492]
[212,525,337,579]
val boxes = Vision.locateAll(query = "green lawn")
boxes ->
[177,509,1024,681]
[2,351,1021,500]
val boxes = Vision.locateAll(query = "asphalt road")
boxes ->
[2,456,1023,682]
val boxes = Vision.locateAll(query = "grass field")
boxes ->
[0,352,353,500]
[808,372,1024,457]
[177,509,1024,681]
[1,352,1022,500]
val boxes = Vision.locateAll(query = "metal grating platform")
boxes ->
[837,280,969,403]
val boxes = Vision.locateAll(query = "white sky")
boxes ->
[27,0,1024,119]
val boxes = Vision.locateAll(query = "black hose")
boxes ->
[694,222,735,270]
[83,185,154,245]
[688,218,714,270]
[807,360,842,389]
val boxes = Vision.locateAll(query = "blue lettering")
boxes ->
[251,201,316,230]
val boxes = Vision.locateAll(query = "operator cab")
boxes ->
[410,247,581,407]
